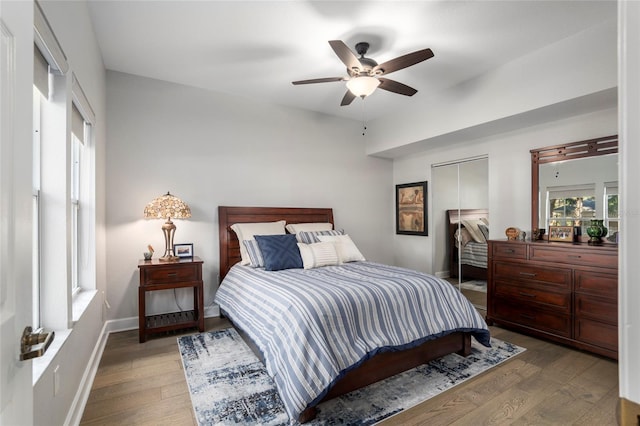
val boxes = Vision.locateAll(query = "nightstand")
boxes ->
[137,256,205,343]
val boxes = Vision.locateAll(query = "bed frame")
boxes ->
[218,206,472,422]
[447,209,489,281]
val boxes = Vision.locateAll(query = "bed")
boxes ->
[447,209,489,281]
[216,206,491,422]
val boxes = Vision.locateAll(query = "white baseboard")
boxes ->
[65,309,222,424]
[435,270,450,278]
[65,320,111,426]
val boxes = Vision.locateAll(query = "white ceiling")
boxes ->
[87,1,616,121]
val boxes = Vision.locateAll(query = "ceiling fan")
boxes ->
[292,40,434,106]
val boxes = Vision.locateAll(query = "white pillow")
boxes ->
[317,234,365,263]
[461,219,486,243]
[454,228,473,247]
[285,222,333,234]
[297,242,339,269]
[230,220,286,265]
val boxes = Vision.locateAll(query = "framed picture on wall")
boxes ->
[396,181,428,236]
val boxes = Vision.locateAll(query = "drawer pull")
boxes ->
[519,291,537,298]
[568,255,582,259]
[520,314,535,320]
[519,272,537,277]
[167,273,178,277]
[504,249,515,254]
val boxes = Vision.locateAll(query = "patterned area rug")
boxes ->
[459,280,487,293]
[178,328,524,426]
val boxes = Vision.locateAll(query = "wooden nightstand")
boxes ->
[137,256,205,343]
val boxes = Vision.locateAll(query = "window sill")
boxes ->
[72,288,97,323]
[32,289,98,385]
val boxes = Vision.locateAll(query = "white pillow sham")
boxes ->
[297,242,339,269]
[316,234,365,263]
[230,220,286,265]
[461,219,486,243]
[285,222,333,234]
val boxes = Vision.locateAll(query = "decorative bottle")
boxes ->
[586,219,608,244]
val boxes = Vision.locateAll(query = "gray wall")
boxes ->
[391,107,618,275]
[105,71,394,320]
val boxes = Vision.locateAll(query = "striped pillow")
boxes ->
[242,240,264,268]
[297,242,339,269]
[317,234,365,263]
[297,229,344,244]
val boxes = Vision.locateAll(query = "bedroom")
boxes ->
[1,1,639,425]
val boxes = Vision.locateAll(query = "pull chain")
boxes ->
[361,97,367,136]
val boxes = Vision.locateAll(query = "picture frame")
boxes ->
[174,243,194,258]
[396,181,428,236]
[548,226,574,242]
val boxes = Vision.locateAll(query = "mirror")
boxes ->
[531,135,618,238]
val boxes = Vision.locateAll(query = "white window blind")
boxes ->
[72,103,84,145]
[33,0,68,74]
[33,45,49,97]
[548,183,595,199]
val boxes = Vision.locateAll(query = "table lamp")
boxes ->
[143,191,191,262]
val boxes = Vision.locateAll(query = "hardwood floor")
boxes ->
[80,317,619,425]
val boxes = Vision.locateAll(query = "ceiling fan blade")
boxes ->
[374,48,434,75]
[329,40,362,71]
[340,90,356,106]
[292,77,345,85]
[378,77,418,96]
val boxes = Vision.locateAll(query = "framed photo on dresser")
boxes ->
[548,225,573,242]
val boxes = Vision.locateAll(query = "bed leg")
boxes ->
[458,333,472,357]
[299,407,318,423]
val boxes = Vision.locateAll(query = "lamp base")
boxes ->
[159,255,179,262]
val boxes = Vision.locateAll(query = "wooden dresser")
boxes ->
[487,239,618,359]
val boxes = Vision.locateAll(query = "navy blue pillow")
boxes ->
[254,234,303,271]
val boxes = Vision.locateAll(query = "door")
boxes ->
[1,2,34,424]
[432,157,488,309]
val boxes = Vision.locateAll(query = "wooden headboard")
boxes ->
[218,206,334,281]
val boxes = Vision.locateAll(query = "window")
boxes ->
[32,87,43,328]
[547,184,596,233]
[71,75,96,300]
[33,2,97,333]
[604,182,618,240]
[70,104,84,295]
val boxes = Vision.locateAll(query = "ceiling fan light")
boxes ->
[346,76,380,98]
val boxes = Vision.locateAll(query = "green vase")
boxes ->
[586,219,608,244]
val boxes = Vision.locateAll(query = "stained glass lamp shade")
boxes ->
[143,192,191,261]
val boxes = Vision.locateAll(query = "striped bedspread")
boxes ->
[461,241,488,268]
[214,261,491,420]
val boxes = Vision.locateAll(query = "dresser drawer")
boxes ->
[575,269,617,298]
[493,261,571,289]
[140,264,200,285]
[494,281,570,311]
[530,245,618,269]
[491,242,527,260]
[575,293,617,324]
[493,297,571,337]
[575,318,618,351]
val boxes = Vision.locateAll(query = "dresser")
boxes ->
[138,256,205,343]
[487,240,617,359]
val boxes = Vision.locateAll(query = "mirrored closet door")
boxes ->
[432,157,488,310]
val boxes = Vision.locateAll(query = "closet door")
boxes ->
[432,157,488,309]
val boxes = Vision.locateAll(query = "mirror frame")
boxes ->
[531,134,618,233]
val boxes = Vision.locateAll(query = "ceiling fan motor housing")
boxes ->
[350,42,378,76]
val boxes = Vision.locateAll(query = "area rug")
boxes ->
[459,279,487,293]
[178,328,524,426]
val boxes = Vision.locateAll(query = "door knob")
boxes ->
[20,326,54,361]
